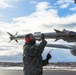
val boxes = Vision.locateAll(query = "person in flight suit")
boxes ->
[23,33,51,75]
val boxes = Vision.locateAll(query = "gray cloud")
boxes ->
[60,23,76,29]
[0,53,22,62]
[0,46,18,51]
[41,24,52,28]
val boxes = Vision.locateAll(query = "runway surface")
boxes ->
[0,69,76,75]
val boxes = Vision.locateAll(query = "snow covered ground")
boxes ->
[0,66,76,71]
[43,66,76,71]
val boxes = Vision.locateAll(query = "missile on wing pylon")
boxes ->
[7,29,76,43]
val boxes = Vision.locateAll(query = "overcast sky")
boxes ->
[0,0,76,62]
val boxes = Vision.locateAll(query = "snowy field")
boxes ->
[0,66,76,71]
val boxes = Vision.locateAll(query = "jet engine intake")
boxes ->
[70,49,76,56]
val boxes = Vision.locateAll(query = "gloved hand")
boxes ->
[46,53,52,60]
[40,34,45,41]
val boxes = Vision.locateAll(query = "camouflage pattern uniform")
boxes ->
[23,40,48,75]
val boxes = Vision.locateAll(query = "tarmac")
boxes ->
[0,69,76,75]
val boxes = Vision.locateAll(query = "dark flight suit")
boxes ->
[23,40,48,75]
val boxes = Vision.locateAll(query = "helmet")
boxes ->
[25,34,36,45]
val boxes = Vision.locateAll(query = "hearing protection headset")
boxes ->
[25,34,32,43]
[25,34,36,45]
[25,38,30,43]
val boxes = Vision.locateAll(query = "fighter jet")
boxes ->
[7,29,76,43]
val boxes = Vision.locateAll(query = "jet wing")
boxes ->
[44,43,76,56]
[44,43,76,50]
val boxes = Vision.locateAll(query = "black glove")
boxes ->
[47,53,52,60]
[40,34,45,41]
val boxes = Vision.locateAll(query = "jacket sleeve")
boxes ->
[42,59,49,66]
[37,40,47,54]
